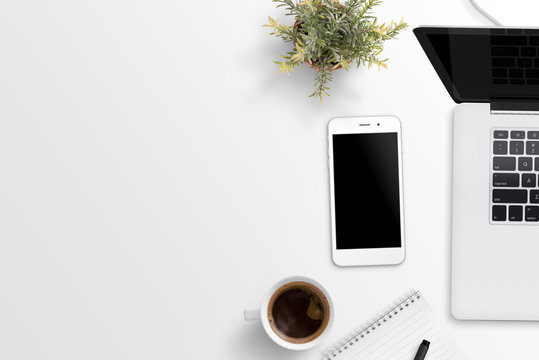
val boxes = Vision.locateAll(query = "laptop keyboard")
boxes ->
[491,29,539,85]
[491,128,539,223]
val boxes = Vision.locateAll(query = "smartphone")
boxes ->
[328,116,405,266]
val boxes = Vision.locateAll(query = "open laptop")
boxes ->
[415,27,539,320]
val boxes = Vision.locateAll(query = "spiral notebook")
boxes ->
[323,291,467,360]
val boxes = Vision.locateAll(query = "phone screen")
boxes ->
[332,132,401,249]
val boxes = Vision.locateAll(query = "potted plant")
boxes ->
[265,0,407,101]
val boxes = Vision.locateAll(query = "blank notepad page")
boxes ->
[323,291,467,360]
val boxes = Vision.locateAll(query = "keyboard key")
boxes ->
[536,157,539,171]
[526,141,539,154]
[492,205,506,221]
[528,131,539,139]
[492,68,507,77]
[525,206,539,221]
[521,47,536,56]
[491,47,519,56]
[525,29,539,35]
[510,79,525,84]
[492,189,527,203]
[509,205,523,221]
[510,141,524,154]
[530,190,539,203]
[530,36,539,46]
[493,79,508,84]
[493,173,519,187]
[493,156,516,170]
[518,58,533,67]
[494,130,509,139]
[492,58,515,67]
[526,69,539,78]
[523,173,537,187]
[519,157,533,170]
[491,36,527,46]
[509,68,524,78]
[528,79,539,85]
[493,141,508,154]
[511,131,525,139]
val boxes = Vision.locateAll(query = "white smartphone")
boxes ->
[328,116,405,266]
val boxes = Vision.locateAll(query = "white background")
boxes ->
[1,0,539,359]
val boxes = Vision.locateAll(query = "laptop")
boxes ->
[415,27,539,320]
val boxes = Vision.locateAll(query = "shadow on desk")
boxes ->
[230,320,322,359]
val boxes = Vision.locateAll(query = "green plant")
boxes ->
[265,0,407,101]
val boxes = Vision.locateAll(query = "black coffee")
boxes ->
[271,287,325,339]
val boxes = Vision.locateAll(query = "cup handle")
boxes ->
[243,308,260,321]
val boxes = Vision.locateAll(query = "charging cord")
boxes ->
[469,0,503,26]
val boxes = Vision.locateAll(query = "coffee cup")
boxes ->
[243,276,333,350]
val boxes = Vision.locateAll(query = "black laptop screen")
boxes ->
[414,27,539,103]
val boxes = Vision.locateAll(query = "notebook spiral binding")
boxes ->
[322,289,420,360]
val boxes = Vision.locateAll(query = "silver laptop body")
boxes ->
[416,27,539,320]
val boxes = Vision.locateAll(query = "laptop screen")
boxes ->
[414,27,539,104]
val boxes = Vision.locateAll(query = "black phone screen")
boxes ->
[332,132,402,249]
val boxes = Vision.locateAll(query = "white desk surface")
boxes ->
[1,0,538,359]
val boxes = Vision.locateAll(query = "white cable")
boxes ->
[469,0,503,26]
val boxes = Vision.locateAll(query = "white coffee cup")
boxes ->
[243,275,334,351]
